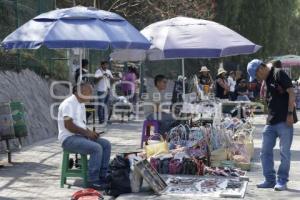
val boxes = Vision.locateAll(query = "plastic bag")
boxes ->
[145,135,169,158]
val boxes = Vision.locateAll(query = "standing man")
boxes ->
[58,83,111,190]
[227,71,236,101]
[247,59,297,191]
[95,61,113,124]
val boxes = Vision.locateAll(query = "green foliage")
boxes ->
[1,0,300,80]
[214,0,300,78]
[0,0,68,79]
[215,0,298,59]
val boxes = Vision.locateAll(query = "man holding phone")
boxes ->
[58,82,111,190]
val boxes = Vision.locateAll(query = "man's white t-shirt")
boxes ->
[95,68,113,92]
[57,95,86,144]
[227,76,236,92]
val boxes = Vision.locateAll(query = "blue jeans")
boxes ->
[97,91,110,123]
[237,95,250,101]
[261,122,293,183]
[62,135,111,182]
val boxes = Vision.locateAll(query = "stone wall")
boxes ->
[0,69,67,151]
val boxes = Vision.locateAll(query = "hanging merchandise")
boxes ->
[168,159,183,174]
[182,158,197,175]
[168,124,189,147]
[186,127,208,158]
[171,77,189,114]
[210,148,228,167]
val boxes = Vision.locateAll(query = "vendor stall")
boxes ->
[118,96,256,198]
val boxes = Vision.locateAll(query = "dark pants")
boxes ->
[97,91,110,124]
[147,112,176,134]
[229,92,236,101]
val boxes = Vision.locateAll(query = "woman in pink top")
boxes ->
[122,66,137,101]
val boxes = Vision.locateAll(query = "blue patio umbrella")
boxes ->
[1,6,150,50]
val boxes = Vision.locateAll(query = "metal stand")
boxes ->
[5,139,12,163]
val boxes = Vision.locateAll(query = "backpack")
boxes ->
[106,155,132,197]
[71,189,103,200]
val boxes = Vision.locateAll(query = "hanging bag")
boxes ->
[144,135,169,158]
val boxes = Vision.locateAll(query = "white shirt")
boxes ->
[57,95,86,144]
[95,68,113,92]
[227,76,236,92]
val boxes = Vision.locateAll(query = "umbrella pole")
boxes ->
[79,48,83,82]
[182,58,185,97]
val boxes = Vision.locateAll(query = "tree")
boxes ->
[216,0,297,59]
[288,0,300,55]
[102,0,216,29]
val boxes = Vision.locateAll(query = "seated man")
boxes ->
[236,79,250,101]
[58,82,111,190]
[144,75,176,135]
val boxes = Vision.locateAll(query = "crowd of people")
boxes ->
[198,65,261,101]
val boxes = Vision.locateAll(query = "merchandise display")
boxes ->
[164,177,227,196]
[135,159,248,198]
[137,99,254,198]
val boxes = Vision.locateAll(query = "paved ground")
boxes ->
[1,116,300,200]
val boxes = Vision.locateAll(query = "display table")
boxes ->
[221,100,253,118]
[180,102,215,122]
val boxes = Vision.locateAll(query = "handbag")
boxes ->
[187,136,208,158]
[193,158,205,176]
[145,135,169,158]
[150,157,160,172]
[169,159,183,174]
[182,158,197,175]
[159,158,171,174]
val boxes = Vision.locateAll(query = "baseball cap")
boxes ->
[247,59,263,82]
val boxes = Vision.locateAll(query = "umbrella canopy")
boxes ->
[1,6,150,50]
[111,16,261,61]
[269,55,300,67]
